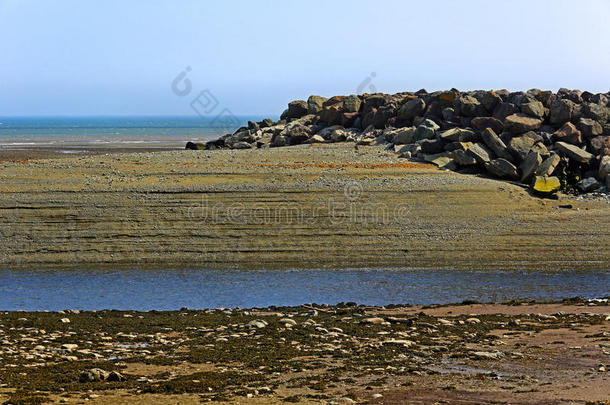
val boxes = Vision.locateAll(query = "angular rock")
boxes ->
[456,95,483,117]
[590,136,610,156]
[471,117,504,134]
[583,103,609,124]
[532,176,561,195]
[305,134,325,144]
[413,119,439,141]
[508,135,536,162]
[550,99,575,125]
[286,100,308,119]
[535,153,561,176]
[439,127,477,142]
[398,98,425,122]
[307,95,327,114]
[79,368,109,383]
[419,138,444,154]
[480,91,503,112]
[185,141,206,150]
[598,155,610,181]
[504,113,542,134]
[577,177,600,193]
[480,128,513,161]
[554,122,582,145]
[577,118,603,138]
[444,141,473,152]
[423,153,457,170]
[485,158,519,180]
[555,141,593,163]
[465,142,493,164]
[519,151,542,183]
[521,100,545,118]
[391,127,417,145]
[453,149,478,166]
[493,102,519,121]
[342,95,362,113]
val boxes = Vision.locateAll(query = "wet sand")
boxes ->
[0,143,609,269]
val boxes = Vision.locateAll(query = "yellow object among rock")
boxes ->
[532,176,561,195]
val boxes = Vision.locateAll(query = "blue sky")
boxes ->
[1,0,609,116]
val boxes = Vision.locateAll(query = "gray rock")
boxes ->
[465,142,493,164]
[519,151,542,183]
[413,119,439,141]
[598,155,610,181]
[471,117,504,134]
[439,127,477,142]
[550,99,575,125]
[423,153,457,170]
[577,177,600,193]
[535,153,561,176]
[493,102,519,121]
[286,100,308,119]
[307,95,327,114]
[453,149,478,166]
[485,158,519,180]
[480,91,503,112]
[590,136,610,155]
[79,368,109,383]
[456,95,482,117]
[504,113,543,134]
[555,141,594,163]
[521,100,545,118]
[508,135,536,162]
[419,139,444,154]
[398,98,426,122]
[480,128,513,161]
[577,118,603,138]
[342,95,362,113]
[231,141,253,149]
[441,107,454,121]
[391,127,417,145]
[583,103,609,124]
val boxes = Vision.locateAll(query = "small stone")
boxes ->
[59,318,70,323]
[439,127,477,142]
[61,344,78,351]
[472,351,502,360]
[382,339,415,347]
[362,317,385,325]
[466,317,481,324]
[106,371,126,382]
[279,318,297,327]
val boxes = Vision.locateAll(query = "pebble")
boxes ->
[59,318,70,323]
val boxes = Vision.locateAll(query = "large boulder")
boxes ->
[397,98,426,122]
[286,100,308,119]
[423,153,457,170]
[471,117,504,134]
[519,151,542,183]
[589,136,610,156]
[553,122,582,145]
[485,158,519,180]
[577,118,603,138]
[391,127,417,145]
[508,135,536,162]
[439,127,477,142]
[555,141,594,163]
[455,95,484,117]
[521,100,545,118]
[583,103,609,124]
[413,119,439,141]
[307,95,327,114]
[342,95,362,113]
[598,155,610,181]
[420,138,444,154]
[480,128,513,161]
[493,102,519,121]
[549,99,575,126]
[480,91,503,112]
[465,142,493,164]
[453,149,478,166]
[577,177,600,193]
[535,153,561,176]
[504,113,543,134]
[185,141,206,150]
[284,124,312,145]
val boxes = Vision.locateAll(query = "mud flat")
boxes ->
[0,301,608,404]
[0,143,609,269]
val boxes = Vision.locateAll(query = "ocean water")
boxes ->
[0,268,608,311]
[0,116,268,148]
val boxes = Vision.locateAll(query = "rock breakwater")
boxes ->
[190,88,610,196]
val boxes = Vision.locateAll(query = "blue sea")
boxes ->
[0,116,268,149]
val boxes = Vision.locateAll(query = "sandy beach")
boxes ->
[0,144,608,269]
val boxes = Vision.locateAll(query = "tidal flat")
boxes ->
[0,301,608,404]
[0,143,609,269]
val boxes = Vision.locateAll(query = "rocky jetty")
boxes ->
[189,88,610,196]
